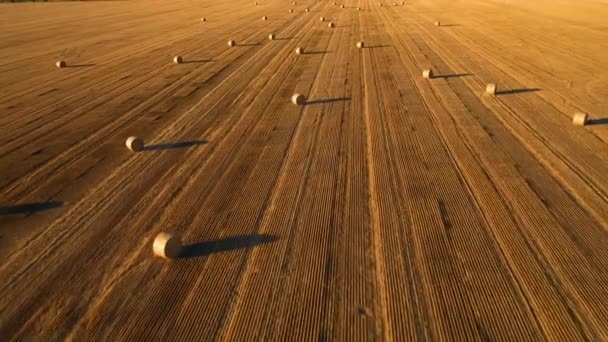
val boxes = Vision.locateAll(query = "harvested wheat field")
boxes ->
[1,0,607,339]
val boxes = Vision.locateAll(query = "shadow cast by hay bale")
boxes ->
[496,88,540,96]
[179,234,278,258]
[143,140,207,151]
[0,201,62,216]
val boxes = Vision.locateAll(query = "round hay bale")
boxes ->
[486,83,497,95]
[153,232,182,259]
[394,2,397,5]
[292,1,297,4]
[340,4,344,8]
[356,41,365,48]
[435,21,441,26]
[201,17,207,22]
[292,93,306,105]
[228,40,236,47]
[262,16,267,20]
[572,112,588,126]
[305,8,310,12]
[320,16,325,21]
[357,7,361,10]
[328,22,335,28]
[56,60,66,68]
[289,9,293,13]
[254,1,258,4]
[125,136,144,152]
[401,1,405,4]
[173,55,183,64]
[379,3,383,7]
[269,33,275,40]
[295,47,304,55]
[422,69,433,79]
[332,1,336,5]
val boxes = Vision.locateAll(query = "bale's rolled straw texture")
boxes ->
[56,60,66,68]
[125,136,144,152]
[572,112,588,126]
[486,83,497,95]
[153,233,182,259]
[422,69,433,79]
[292,93,306,105]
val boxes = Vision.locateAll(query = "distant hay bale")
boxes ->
[357,7,361,10]
[340,4,344,8]
[292,93,306,105]
[292,1,297,4]
[356,41,365,48]
[332,1,336,5]
[435,20,441,26]
[153,232,182,259]
[254,1,258,5]
[125,136,144,152]
[328,22,335,28]
[56,60,66,68]
[572,112,588,126]
[320,16,325,21]
[401,1,405,4]
[269,33,275,40]
[262,16,267,20]
[394,2,397,5]
[228,40,236,47]
[173,55,183,64]
[305,8,310,12]
[289,9,293,13]
[201,17,206,22]
[486,83,497,95]
[422,69,433,79]
[295,47,304,55]
[379,3,383,6]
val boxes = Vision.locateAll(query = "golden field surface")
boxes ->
[1,0,607,339]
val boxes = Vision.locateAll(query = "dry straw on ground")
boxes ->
[486,83,497,95]
[153,233,182,259]
[125,136,144,152]
[572,112,588,126]
[292,93,306,105]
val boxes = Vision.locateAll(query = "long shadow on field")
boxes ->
[305,50,332,55]
[143,140,207,151]
[306,97,351,105]
[66,64,96,68]
[0,201,62,216]
[439,24,461,27]
[179,234,277,258]
[366,45,391,49]
[275,37,294,41]
[184,59,212,64]
[437,73,471,79]
[588,118,608,126]
[239,43,262,47]
[496,88,540,96]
